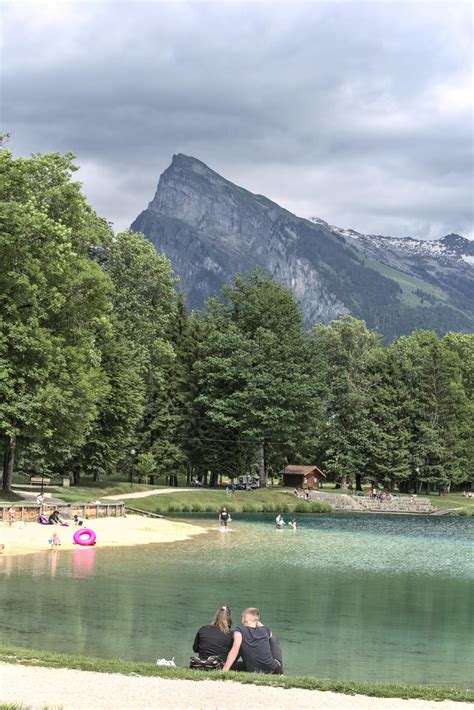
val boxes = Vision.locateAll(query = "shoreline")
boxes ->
[0,514,207,557]
[0,646,471,709]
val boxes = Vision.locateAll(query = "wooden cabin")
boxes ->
[281,464,326,489]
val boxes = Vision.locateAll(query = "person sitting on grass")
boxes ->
[223,607,283,674]
[48,509,63,525]
[192,606,234,669]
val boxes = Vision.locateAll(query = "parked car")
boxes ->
[235,475,260,490]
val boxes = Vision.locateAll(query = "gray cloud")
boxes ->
[2,0,473,239]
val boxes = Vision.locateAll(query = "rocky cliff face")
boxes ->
[131,154,474,340]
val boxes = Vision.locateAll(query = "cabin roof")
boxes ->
[281,465,326,478]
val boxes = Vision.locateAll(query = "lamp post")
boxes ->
[130,448,136,489]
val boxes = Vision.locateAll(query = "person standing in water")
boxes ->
[219,508,231,530]
[275,513,285,528]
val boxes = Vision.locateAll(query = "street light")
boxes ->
[130,448,136,488]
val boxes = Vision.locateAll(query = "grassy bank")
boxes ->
[1,482,161,505]
[0,644,471,703]
[124,488,331,514]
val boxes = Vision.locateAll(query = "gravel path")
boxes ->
[103,488,205,500]
[0,663,468,710]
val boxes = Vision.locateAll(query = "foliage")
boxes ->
[129,489,331,514]
[1,148,472,495]
[196,271,323,484]
[0,149,113,489]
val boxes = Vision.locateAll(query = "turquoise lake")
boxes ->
[1,513,473,688]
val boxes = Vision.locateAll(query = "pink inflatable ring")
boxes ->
[73,529,96,546]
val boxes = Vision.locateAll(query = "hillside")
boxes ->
[131,154,474,340]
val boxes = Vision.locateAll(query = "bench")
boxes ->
[30,476,51,486]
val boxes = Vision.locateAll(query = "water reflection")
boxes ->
[72,549,96,578]
[49,550,59,578]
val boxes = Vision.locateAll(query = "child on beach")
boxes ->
[50,532,61,549]
[8,506,15,526]
[73,514,84,527]
[290,519,297,530]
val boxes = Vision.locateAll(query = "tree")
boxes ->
[0,149,112,489]
[310,317,383,488]
[196,271,319,486]
[390,331,470,493]
[365,347,412,489]
[68,229,177,482]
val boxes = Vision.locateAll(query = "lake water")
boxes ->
[1,513,473,688]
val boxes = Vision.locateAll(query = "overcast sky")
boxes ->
[2,0,473,239]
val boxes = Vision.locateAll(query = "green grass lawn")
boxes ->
[0,491,25,504]
[46,482,163,504]
[4,482,164,505]
[125,488,331,514]
[0,644,471,703]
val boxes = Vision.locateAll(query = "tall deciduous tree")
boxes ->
[0,150,112,489]
[310,317,382,488]
[197,271,320,486]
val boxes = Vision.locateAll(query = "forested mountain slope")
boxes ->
[131,154,473,340]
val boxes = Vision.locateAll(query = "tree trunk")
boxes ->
[72,467,81,486]
[355,473,362,491]
[2,434,16,491]
[93,471,100,482]
[259,441,268,488]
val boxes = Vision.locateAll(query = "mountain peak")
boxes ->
[131,156,474,340]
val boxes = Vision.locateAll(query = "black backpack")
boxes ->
[189,655,224,671]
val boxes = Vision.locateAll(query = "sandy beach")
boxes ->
[0,663,469,710]
[0,514,206,557]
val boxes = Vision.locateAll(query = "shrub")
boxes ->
[310,502,331,513]
[242,503,259,513]
[167,503,183,513]
[294,501,309,513]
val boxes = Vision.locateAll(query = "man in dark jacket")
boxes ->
[222,607,282,674]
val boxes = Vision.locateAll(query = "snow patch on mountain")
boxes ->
[309,218,473,265]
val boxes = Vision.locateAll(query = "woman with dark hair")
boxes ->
[192,606,234,667]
